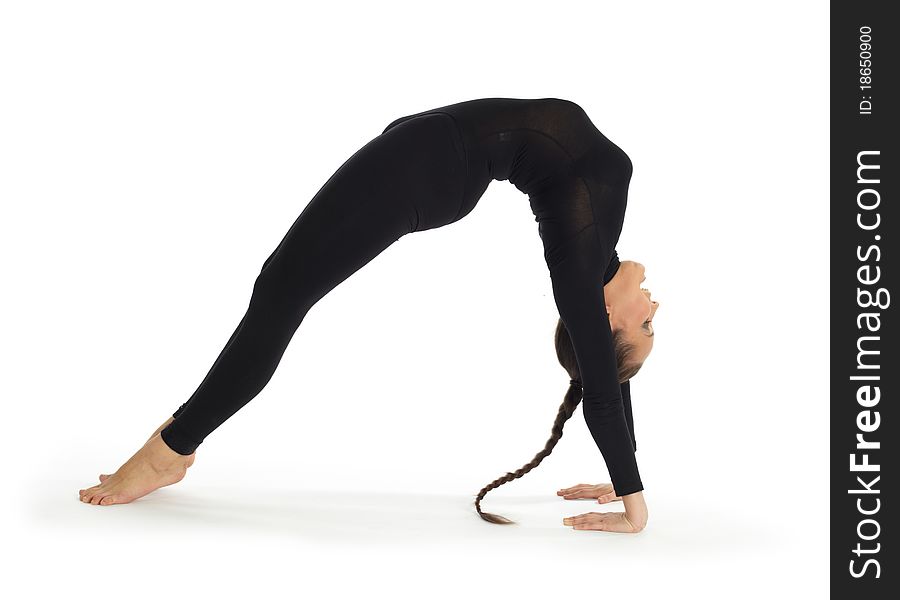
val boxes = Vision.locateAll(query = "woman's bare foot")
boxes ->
[97,417,192,482]
[79,433,195,505]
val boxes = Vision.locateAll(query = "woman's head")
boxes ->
[605,260,658,369]
[473,260,658,523]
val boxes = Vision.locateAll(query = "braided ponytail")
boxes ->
[474,378,583,523]
[473,318,584,524]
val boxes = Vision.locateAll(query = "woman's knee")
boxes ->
[250,255,315,319]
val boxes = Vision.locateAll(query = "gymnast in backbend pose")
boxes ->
[78,98,659,534]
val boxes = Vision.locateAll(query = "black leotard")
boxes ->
[161,97,642,496]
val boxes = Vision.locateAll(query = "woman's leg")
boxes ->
[79,113,466,505]
[160,168,416,455]
[158,113,471,454]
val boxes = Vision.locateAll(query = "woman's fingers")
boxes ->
[557,482,615,499]
[557,483,595,495]
[565,512,605,525]
[561,488,596,499]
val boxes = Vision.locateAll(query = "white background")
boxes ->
[1,1,828,597]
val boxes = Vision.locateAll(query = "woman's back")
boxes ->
[383,97,633,268]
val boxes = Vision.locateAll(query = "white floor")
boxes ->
[13,443,826,598]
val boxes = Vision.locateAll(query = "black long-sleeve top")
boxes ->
[383,98,642,495]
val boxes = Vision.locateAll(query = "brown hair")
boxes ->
[473,317,642,524]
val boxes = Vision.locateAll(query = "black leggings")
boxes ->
[161,113,468,455]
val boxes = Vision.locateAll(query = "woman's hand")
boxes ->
[562,511,640,533]
[559,488,648,533]
[557,482,621,504]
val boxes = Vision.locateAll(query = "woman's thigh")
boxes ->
[254,113,467,310]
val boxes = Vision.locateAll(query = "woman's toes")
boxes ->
[100,495,116,505]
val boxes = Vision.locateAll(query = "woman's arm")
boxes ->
[548,229,643,497]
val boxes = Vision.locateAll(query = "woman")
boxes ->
[78,98,659,534]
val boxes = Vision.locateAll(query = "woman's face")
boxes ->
[607,261,659,364]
